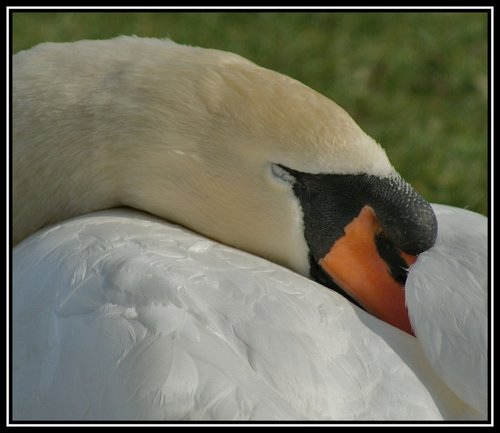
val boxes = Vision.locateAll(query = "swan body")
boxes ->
[11,37,488,421]
[12,204,486,420]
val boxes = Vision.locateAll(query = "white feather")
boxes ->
[12,207,485,421]
[406,203,488,415]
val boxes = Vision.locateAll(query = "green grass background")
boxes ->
[11,10,489,215]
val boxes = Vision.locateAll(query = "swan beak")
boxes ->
[319,205,417,335]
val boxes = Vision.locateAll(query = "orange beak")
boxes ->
[319,205,417,335]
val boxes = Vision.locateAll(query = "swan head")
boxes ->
[13,36,438,335]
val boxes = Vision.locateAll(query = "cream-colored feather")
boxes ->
[13,36,395,274]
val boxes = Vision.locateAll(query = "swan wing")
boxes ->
[406,203,488,416]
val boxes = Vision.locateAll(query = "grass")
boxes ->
[11,10,489,215]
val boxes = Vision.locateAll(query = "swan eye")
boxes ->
[270,163,296,185]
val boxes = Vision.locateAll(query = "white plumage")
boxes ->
[12,204,487,421]
[406,204,488,414]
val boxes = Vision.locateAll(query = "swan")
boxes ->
[11,36,488,421]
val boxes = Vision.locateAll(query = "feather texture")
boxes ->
[12,205,486,421]
[406,204,488,415]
